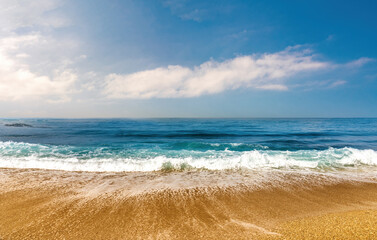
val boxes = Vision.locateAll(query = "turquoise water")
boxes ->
[0,118,377,172]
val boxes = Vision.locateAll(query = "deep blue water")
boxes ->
[0,118,377,171]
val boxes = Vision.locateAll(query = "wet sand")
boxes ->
[0,168,376,239]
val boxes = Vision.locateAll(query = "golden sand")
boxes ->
[0,168,376,239]
[265,210,377,240]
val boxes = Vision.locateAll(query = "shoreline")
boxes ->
[1,168,377,239]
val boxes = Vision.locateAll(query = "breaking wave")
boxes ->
[0,141,376,172]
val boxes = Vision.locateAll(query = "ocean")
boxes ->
[1,118,377,172]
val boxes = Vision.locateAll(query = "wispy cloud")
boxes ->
[0,0,68,33]
[104,46,329,99]
[328,80,346,88]
[326,34,335,41]
[345,57,374,68]
[180,9,204,22]
[291,79,347,91]
[162,0,210,22]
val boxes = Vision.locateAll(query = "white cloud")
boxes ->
[104,46,329,99]
[0,0,79,102]
[0,35,77,101]
[256,84,288,91]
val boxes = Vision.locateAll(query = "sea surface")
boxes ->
[0,118,377,172]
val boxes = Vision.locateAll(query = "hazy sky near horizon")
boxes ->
[0,0,377,118]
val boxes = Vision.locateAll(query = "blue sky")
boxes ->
[0,0,376,117]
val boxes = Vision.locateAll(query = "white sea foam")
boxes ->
[0,141,377,172]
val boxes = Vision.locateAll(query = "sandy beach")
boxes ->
[0,168,376,239]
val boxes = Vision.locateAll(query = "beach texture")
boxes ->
[1,168,376,239]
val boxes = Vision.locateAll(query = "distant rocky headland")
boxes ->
[4,123,33,127]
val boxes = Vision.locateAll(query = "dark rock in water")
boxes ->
[5,123,33,127]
